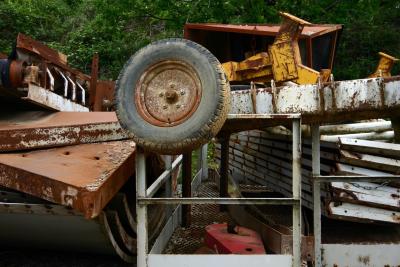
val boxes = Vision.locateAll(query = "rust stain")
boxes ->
[358,255,370,265]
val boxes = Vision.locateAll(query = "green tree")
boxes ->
[0,0,399,80]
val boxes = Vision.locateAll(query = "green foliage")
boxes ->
[0,0,399,79]
[0,0,72,54]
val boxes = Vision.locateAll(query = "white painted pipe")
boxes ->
[321,131,394,142]
[57,70,69,97]
[66,76,76,101]
[76,82,86,105]
[46,68,54,91]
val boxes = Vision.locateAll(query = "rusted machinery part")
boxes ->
[9,60,26,88]
[369,52,399,78]
[0,59,29,88]
[115,38,230,154]
[0,188,166,263]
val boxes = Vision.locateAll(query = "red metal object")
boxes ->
[205,223,266,254]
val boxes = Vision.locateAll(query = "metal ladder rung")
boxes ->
[137,197,300,205]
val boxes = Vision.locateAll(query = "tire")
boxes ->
[115,38,230,154]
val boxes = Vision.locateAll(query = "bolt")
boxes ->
[163,105,167,110]
[165,90,178,103]
[176,104,181,109]
[169,84,175,89]
[180,90,185,95]
[159,92,164,97]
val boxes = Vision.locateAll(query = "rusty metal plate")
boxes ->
[0,111,128,152]
[135,60,202,127]
[0,140,135,218]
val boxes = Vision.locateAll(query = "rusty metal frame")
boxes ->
[184,23,342,38]
[227,76,400,125]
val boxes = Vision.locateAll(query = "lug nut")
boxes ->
[180,90,185,95]
[176,104,181,109]
[163,105,167,110]
[159,92,164,97]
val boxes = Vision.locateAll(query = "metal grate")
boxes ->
[163,181,233,254]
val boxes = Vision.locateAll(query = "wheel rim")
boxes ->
[135,60,202,127]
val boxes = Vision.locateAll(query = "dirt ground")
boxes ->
[0,249,131,267]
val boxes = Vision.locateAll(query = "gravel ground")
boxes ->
[0,249,131,267]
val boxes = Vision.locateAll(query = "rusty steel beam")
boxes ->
[89,53,99,110]
[227,76,400,130]
[16,33,90,81]
[16,33,68,65]
[392,117,400,143]
[0,111,128,152]
[219,134,230,212]
[0,140,135,218]
[184,23,342,39]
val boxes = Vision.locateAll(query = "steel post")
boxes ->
[200,144,209,181]
[292,118,302,267]
[136,148,148,267]
[391,117,400,143]
[312,125,322,267]
[164,156,173,218]
[182,152,192,227]
[219,134,230,212]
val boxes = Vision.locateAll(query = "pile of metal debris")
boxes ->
[216,120,400,224]
[1,10,400,266]
[0,34,165,263]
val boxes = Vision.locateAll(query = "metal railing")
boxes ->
[135,114,302,267]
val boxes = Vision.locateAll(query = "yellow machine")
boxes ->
[222,12,399,85]
[369,52,399,78]
[222,12,327,85]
